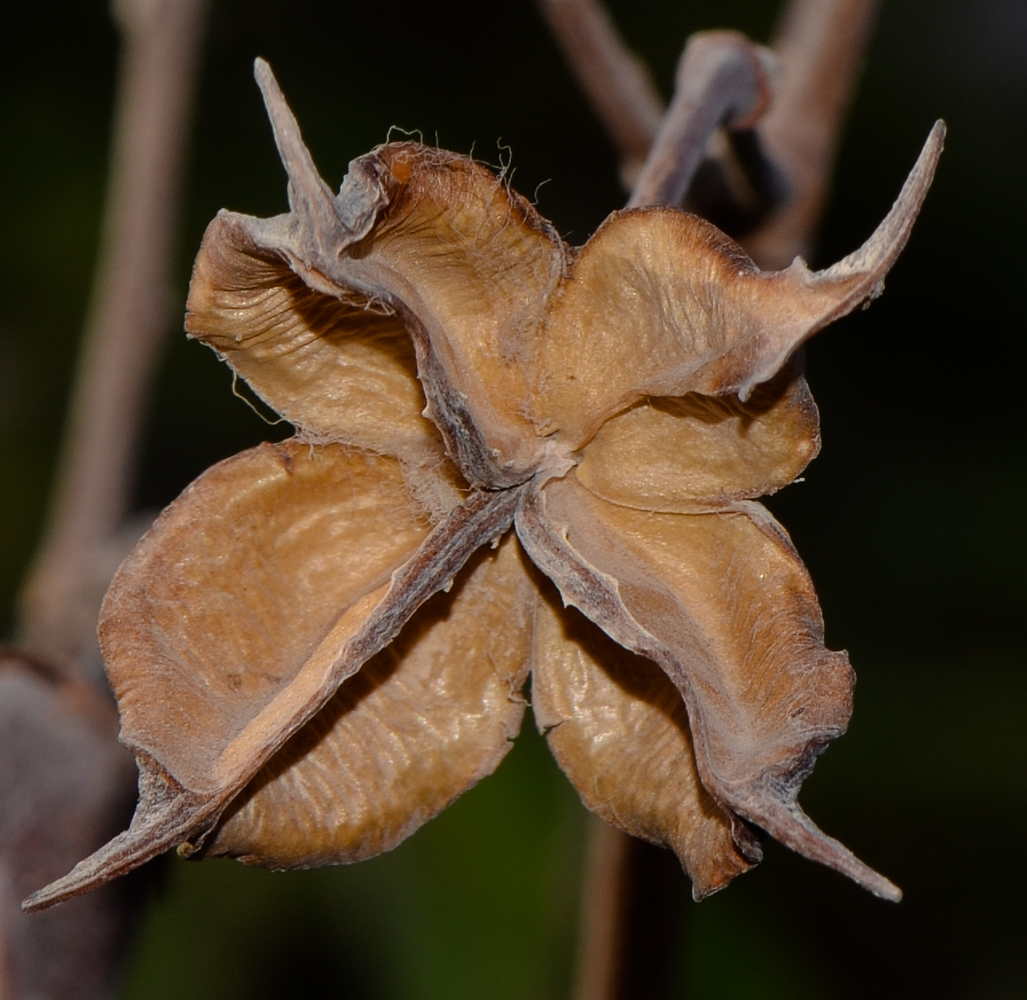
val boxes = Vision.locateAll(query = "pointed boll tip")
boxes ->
[915,119,946,185]
[22,787,213,912]
[252,58,295,136]
[22,886,66,913]
[248,54,336,222]
[253,57,275,92]
[879,878,903,904]
[21,865,105,913]
[899,119,946,210]
[252,58,289,134]
[819,841,904,903]
[19,831,150,912]
[810,117,946,296]
[805,839,904,904]
[849,858,903,903]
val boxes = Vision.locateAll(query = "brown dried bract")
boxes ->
[24,60,943,911]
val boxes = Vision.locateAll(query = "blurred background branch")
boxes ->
[536,0,664,188]
[626,30,774,210]
[1,2,210,997]
[18,0,210,680]
[744,0,880,267]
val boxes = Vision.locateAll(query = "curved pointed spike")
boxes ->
[252,58,344,246]
[813,119,946,291]
[735,121,945,399]
[21,808,193,913]
[733,789,902,902]
[21,762,215,912]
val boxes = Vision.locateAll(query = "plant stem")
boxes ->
[742,0,880,267]
[536,0,664,187]
[628,31,774,209]
[18,0,211,677]
[572,818,684,1000]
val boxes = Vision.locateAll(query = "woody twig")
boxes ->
[743,0,880,266]
[3,3,211,997]
[536,0,664,187]
[18,0,211,678]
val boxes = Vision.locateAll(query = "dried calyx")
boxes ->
[24,60,943,912]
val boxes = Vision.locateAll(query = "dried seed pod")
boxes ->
[24,61,943,912]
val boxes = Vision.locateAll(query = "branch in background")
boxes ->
[541,0,879,267]
[741,0,880,267]
[4,2,210,996]
[628,31,774,209]
[0,651,138,1000]
[537,0,781,219]
[18,0,211,679]
[572,819,683,1000]
[536,0,664,187]
[571,820,625,1000]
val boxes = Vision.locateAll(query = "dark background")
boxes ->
[2,1,1024,997]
